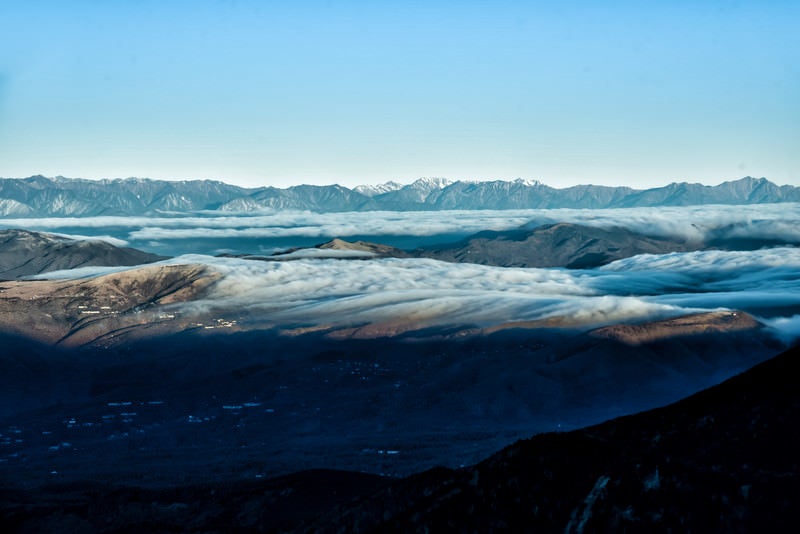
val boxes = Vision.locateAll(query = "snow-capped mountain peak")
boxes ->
[409,177,453,191]
[353,181,404,197]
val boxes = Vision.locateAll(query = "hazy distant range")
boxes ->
[1,175,799,216]
[2,175,800,256]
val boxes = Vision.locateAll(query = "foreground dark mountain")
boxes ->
[0,338,794,532]
[0,229,163,279]
[308,343,800,532]
[0,312,778,475]
[1,175,798,216]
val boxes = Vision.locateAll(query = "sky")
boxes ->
[0,0,798,189]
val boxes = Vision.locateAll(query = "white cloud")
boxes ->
[271,249,376,260]
[762,315,800,344]
[600,247,800,274]
[6,203,800,247]
[521,203,800,244]
[27,264,139,280]
[155,253,785,332]
[8,204,800,337]
[50,232,130,247]
[23,244,800,337]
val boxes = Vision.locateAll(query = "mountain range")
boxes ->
[1,175,798,216]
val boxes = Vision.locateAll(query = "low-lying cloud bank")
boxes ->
[145,246,800,342]
[27,245,800,342]
[49,232,130,247]
[118,203,800,246]
[27,264,137,280]
[4,203,800,247]
[763,315,800,344]
[10,203,799,342]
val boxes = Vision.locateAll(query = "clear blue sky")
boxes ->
[1,1,798,188]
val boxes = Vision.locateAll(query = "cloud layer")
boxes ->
[5,203,800,249]
[8,204,800,342]
[27,245,800,342]
[149,245,800,342]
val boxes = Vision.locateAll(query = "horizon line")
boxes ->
[0,174,785,191]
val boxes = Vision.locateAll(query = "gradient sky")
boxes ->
[1,1,798,188]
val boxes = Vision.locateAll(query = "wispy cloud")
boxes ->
[26,264,137,280]
[8,204,800,342]
[157,248,800,338]
[763,315,800,344]
[6,203,800,246]
[27,245,800,343]
[50,232,130,247]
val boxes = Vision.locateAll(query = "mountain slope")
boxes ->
[354,181,404,196]
[0,229,164,279]
[0,334,791,532]
[618,176,798,207]
[218,184,378,212]
[311,343,800,532]
[0,263,218,346]
[278,222,696,269]
[419,222,694,268]
[0,176,254,216]
[269,237,409,260]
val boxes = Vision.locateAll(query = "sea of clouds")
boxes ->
[3,203,800,249]
[31,248,800,342]
[135,246,799,342]
[15,203,800,343]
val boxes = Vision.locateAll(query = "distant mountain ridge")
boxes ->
[270,222,696,269]
[418,222,695,268]
[0,229,163,279]
[1,175,798,216]
[0,175,251,216]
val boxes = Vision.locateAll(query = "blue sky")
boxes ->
[0,1,798,188]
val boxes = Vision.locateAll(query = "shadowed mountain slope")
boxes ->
[0,340,794,532]
[310,344,800,532]
[0,311,777,481]
[0,229,164,279]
